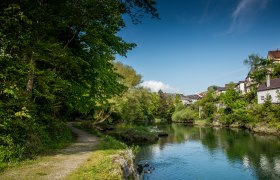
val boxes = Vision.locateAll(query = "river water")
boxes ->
[136,124,280,180]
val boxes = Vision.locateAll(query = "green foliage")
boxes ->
[113,61,142,88]
[98,135,127,150]
[196,89,217,119]
[157,91,176,122]
[244,54,280,84]
[172,104,197,123]
[195,53,280,127]
[113,88,159,122]
[110,124,158,144]
[0,0,158,162]
[220,108,254,125]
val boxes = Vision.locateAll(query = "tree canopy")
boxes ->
[0,0,158,162]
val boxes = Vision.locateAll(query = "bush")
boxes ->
[109,124,158,144]
[0,115,72,163]
[172,107,196,123]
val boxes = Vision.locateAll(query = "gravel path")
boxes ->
[0,122,99,180]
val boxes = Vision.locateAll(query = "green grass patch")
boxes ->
[0,123,74,172]
[66,149,123,180]
[109,124,159,144]
[194,119,209,126]
[66,123,134,180]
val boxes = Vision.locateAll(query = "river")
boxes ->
[136,124,280,180]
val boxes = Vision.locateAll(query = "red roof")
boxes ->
[268,50,280,59]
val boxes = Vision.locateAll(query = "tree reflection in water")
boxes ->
[137,124,280,179]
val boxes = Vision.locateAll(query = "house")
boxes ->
[180,96,192,105]
[215,86,226,96]
[244,71,257,93]
[267,50,280,63]
[235,81,246,94]
[186,94,201,103]
[257,76,280,104]
[197,91,206,98]
[180,94,202,105]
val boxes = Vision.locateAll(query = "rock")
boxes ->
[144,162,150,167]
[144,170,151,174]
[252,123,279,135]
[212,120,222,127]
[114,149,140,180]
[137,164,144,174]
[230,122,243,128]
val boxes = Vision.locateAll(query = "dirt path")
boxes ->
[0,122,99,180]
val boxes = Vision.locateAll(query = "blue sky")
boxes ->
[116,0,280,95]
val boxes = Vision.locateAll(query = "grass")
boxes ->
[0,131,75,172]
[66,123,132,180]
[109,124,158,144]
[194,119,208,126]
[66,148,123,180]
[1,123,133,180]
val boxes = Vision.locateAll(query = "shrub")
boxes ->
[172,107,196,123]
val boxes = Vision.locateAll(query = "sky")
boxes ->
[116,0,280,95]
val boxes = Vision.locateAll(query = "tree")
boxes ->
[244,54,276,84]
[113,61,142,88]
[112,88,159,122]
[243,54,262,71]
[0,0,158,161]
[157,90,176,122]
[196,89,217,119]
[220,83,243,110]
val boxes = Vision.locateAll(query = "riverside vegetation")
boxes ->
[0,0,160,177]
[1,0,280,179]
[172,54,280,135]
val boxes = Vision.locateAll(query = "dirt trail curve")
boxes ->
[0,122,99,180]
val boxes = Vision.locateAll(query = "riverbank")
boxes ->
[193,119,280,137]
[70,122,140,180]
[0,123,99,180]
[0,123,139,180]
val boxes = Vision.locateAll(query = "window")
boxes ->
[261,96,265,100]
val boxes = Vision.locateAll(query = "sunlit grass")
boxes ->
[194,119,208,126]
[66,127,128,180]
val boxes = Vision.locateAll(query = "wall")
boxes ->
[257,89,280,104]
[240,83,246,94]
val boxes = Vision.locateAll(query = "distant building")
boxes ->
[267,50,280,63]
[244,71,256,93]
[180,96,192,105]
[197,91,206,98]
[257,76,280,104]
[180,94,202,105]
[235,81,246,94]
[215,86,226,96]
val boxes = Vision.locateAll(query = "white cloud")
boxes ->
[140,80,177,93]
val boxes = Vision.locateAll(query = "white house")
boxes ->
[215,86,226,96]
[236,81,246,94]
[257,76,280,104]
[180,94,201,105]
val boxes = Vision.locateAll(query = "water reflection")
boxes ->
[137,124,280,180]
